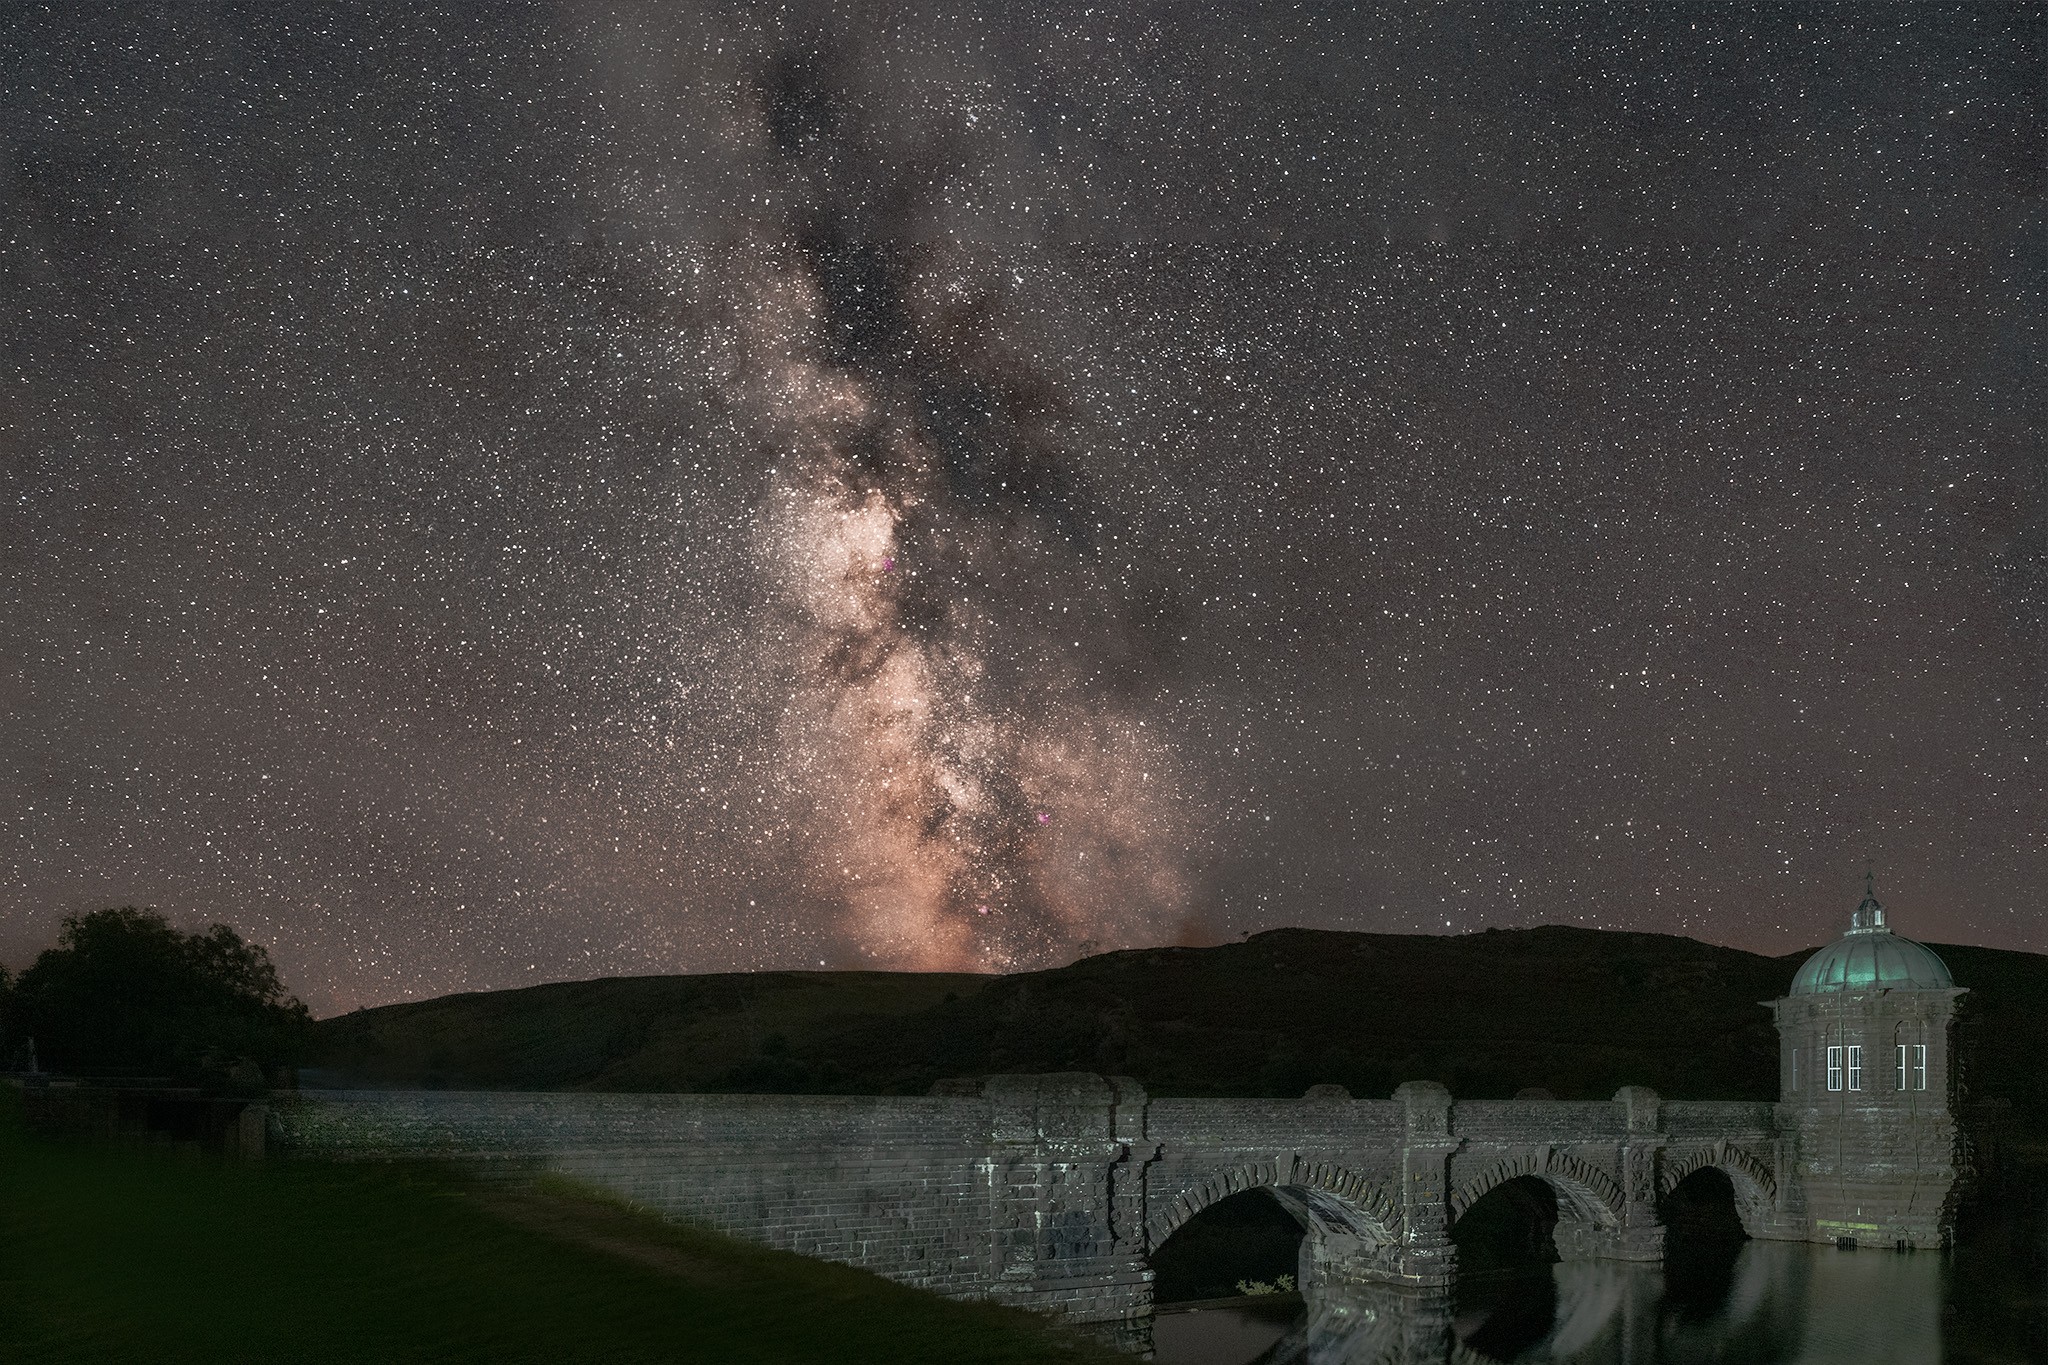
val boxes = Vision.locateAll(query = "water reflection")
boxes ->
[1459,1244,1940,1364]
[1151,1241,1952,1364]
[1149,1298,1299,1365]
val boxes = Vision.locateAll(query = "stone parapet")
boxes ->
[267,1065,1957,1323]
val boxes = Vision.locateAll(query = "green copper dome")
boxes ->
[1790,884,1953,995]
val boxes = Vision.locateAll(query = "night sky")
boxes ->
[4,3,2042,1014]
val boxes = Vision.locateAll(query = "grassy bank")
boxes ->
[0,1089,1119,1365]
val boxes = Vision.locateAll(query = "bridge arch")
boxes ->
[1145,1158,1400,1254]
[1659,1142,1776,1236]
[1449,1147,1626,1229]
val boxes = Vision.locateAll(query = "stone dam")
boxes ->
[269,894,1980,1333]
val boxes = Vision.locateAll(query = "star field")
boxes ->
[2,3,2042,1012]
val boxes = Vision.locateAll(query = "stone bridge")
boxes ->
[273,1074,1795,1331]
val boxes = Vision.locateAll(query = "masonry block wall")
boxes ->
[272,1081,1835,1324]
[274,1088,1012,1296]
[1142,1095,1405,1237]
[271,1074,1164,1320]
[1142,1095,1407,1292]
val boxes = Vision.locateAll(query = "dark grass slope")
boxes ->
[313,968,986,1094]
[0,1088,1121,1365]
[312,926,2048,1130]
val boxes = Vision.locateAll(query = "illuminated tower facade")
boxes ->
[1768,877,1965,1248]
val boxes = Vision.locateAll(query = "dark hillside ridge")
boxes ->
[310,925,2048,1131]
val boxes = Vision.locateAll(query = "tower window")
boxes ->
[1847,1044,1863,1092]
[1827,1045,1844,1091]
[1913,1043,1928,1091]
[1896,1044,1908,1091]
[1790,1048,1798,1092]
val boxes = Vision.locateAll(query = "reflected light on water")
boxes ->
[1788,1248,1942,1364]
[1150,1241,1949,1365]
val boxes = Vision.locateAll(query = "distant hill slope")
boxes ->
[310,926,2048,1131]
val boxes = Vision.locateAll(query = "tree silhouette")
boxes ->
[12,908,308,1090]
[0,962,16,1067]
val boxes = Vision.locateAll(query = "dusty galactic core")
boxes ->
[2,4,2041,1010]
[729,44,1197,970]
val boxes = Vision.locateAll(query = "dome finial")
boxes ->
[1852,865,1887,933]
[1790,868,1953,993]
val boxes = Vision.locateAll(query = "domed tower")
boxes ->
[1769,875,1965,1248]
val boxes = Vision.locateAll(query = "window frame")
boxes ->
[1827,1045,1844,1092]
[1913,1043,1928,1091]
[1847,1044,1863,1092]
[1897,1043,1909,1092]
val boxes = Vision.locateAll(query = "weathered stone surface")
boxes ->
[270,1082,1817,1324]
[1770,985,1967,1249]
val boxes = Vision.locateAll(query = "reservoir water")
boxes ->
[1148,1180,2046,1364]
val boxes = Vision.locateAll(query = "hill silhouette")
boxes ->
[310,926,2048,1131]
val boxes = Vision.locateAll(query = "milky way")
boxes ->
[714,38,1196,969]
[2,3,2041,1011]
